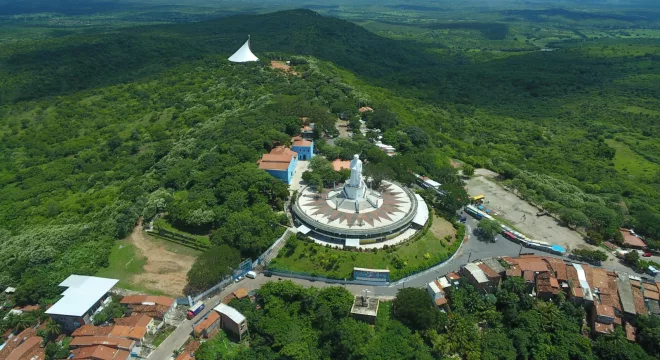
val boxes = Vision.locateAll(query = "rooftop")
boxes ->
[595,304,615,318]
[71,345,130,360]
[482,258,506,275]
[358,106,374,113]
[593,322,614,334]
[350,296,379,317]
[446,272,461,281]
[464,263,489,284]
[412,194,429,227]
[194,311,220,334]
[46,275,118,317]
[214,303,246,324]
[477,263,500,279]
[69,336,134,350]
[5,336,43,360]
[511,256,549,272]
[619,229,647,248]
[113,314,152,328]
[617,273,636,315]
[291,137,313,147]
[625,323,637,342]
[233,288,249,299]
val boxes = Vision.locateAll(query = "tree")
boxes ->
[571,249,608,264]
[462,164,475,177]
[559,208,590,229]
[392,288,440,331]
[593,328,652,360]
[185,245,241,295]
[635,316,660,358]
[476,219,501,242]
[334,318,374,359]
[624,250,640,267]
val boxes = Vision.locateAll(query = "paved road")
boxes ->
[150,212,656,358]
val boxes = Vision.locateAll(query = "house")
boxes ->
[114,314,155,335]
[536,272,560,300]
[120,295,176,321]
[591,303,615,336]
[358,106,373,114]
[291,136,314,161]
[213,304,248,341]
[625,323,637,342]
[70,345,130,360]
[426,280,447,308]
[300,124,315,140]
[0,328,44,360]
[69,336,135,351]
[477,262,501,289]
[194,311,220,339]
[257,146,298,184]
[350,296,379,325]
[619,229,646,249]
[45,275,119,332]
[482,258,506,276]
[460,263,492,292]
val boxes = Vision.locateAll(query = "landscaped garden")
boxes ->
[268,215,464,281]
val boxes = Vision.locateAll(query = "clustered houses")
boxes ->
[0,327,46,359]
[257,119,315,185]
[429,254,660,341]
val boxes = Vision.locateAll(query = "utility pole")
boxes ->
[467,249,473,263]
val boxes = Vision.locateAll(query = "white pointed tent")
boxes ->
[228,35,259,63]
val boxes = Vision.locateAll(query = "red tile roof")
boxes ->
[113,315,152,328]
[70,336,134,350]
[477,263,500,279]
[603,241,618,251]
[510,256,550,272]
[194,311,220,335]
[108,325,147,341]
[435,298,447,306]
[72,324,112,337]
[619,229,646,248]
[632,287,648,315]
[596,304,615,318]
[446,272,461,281]
[594,322,614,334]
[6,336,43,360]
[359,106,373,113]
[258,146,297,171]
[291,137,313,147]
[129,304,170,319]
[71,345,130,360]
[645,291,660,301]
[506,265,522,277]
[0,328,37,359]
[544,257,568,281]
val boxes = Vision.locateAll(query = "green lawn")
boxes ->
[605,139,659,177]
[152,326,176,347]
[96,242,147,290]
[269,218,462,281]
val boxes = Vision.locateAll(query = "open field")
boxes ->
[153,217,212,247]
[98,224,201,296]
[269,215,460,280]
[464,169,591,252]
[605,139,660,178]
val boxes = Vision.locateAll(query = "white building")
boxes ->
[228,36,259,63]
[45,275,119,331]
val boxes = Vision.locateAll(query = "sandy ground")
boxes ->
[127,224,197,296]
[464,169,592,252]
[430,215,456,242]
[270,60,298,75]
[336,119,350,138]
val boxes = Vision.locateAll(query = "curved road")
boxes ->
[150,212,654,359]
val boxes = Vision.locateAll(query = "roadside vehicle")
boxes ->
[186,302,205,319]
[246,271,257,279]
[643,252,652,257]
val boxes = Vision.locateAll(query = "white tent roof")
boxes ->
[214,303,246,324]
[228,37,259,63]
[412,194,429,227]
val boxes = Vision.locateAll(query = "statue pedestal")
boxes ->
[343,181,366,200]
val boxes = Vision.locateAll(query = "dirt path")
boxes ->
[126,223,197,296]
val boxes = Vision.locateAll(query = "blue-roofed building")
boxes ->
[258,146,298,184]
[291,136,314,161]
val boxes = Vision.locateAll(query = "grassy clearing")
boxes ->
[96,242,147,290]
[605,139,659,177]
[269,215,462,281]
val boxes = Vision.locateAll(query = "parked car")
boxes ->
[234,276,243,283]
[642,252,652,257]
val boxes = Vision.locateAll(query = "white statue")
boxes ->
[349,154,363,188]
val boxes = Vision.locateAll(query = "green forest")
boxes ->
[195,280,660,360]
[2,1,660,358]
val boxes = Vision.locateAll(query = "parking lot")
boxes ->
[464,169,592,252]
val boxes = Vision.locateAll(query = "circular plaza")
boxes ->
[291,155,428,248]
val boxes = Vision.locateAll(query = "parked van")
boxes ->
[246,271,257,279]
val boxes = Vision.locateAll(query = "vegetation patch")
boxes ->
[605,139,659,178]
[269,215,462,280]
[96,242,146,290]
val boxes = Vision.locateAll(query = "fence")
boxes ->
[191,275,233,304]
[149,227,210,251]
[256,228,293,267]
